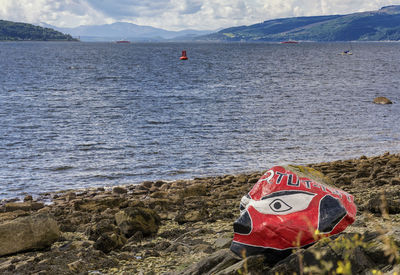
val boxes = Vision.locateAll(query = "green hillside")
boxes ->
[0,20,77,41]
[201,5,400,42]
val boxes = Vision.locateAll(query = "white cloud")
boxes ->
[0,0,113,27]
[1,0,400,30]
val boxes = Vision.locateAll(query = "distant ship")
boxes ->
[280,40,298,44]
[340,50,353,55]
[116,40,130,44]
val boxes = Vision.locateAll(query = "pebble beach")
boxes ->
[1,152,400,274]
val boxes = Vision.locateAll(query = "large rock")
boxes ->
[0,214,60,256]
[231,165,357,261]
[115,207,161,238]
[4,201,44,212]
[373,96,393,104]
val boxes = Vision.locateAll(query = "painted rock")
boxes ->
[231,165,357,262]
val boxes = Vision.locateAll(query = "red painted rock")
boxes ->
[231,165,357,261]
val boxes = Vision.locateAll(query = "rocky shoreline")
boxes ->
[1,152,400,274]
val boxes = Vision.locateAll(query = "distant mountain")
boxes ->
[200,5,400,42]
[43,22,214,42]
[0,20,77,41]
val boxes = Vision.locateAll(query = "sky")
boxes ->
[1,0,400,31]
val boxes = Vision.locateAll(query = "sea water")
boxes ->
[1,41,400,199]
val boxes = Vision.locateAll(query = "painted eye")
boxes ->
[269,199,292,212]
[249,191,316,215]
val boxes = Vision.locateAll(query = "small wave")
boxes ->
[167,170,189,176]
[95,76,121,81]
[285,146,301,150]
[76,143,106,151]
[77,143,105,147]
[146,120,170,125]
[89,172,148,181]
[92,174,123,180]
[16,124,41,130]
[49,166,74,171]
[5,141,24,147]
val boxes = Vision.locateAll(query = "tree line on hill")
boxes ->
[0,20,77,41]
[200,5,400,42]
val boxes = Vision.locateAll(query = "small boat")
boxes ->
[340,50,353,55]
[280,40,298,44]
[340,42,353,55]
[116,40,130,44]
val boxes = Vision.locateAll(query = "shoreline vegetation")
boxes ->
[1,152,400,274]
[0,20,77,41]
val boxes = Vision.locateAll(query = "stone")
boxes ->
[391,178,400,185]
[375,178,390,186]
[149,185,159,192]
[194,244,214,253]
[159,183,170,191]
[86,218,116,241]
[112,186,128,194]
[115,207,161,237]
[0,214,60,256]
[66,192,77,201]
[221,175,235,184]
[373,97,393,104]
[23,195,33,202]
[178,184,208,198]
[154,180,166,187]
[176,244,190,255]
[170,180,187,189]
[141,181,154,189]
[175,209,209,224]
[182,249,241,275]
[150,191,168,198]
[67,260,85,272]
[365,191,400,214]
[218,190,239,199]
[247,177,259,184]
[94,233,126,253]
[214,237,232,249]
[235,175,248,184]
[231,165,357,260]
[215,254,265,275]
[73,197,124,212]
[126,230,143,244]
[5,202,44,212]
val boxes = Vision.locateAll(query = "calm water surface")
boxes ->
[1,42,400,199]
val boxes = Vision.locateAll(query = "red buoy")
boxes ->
[180,50,188,60]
